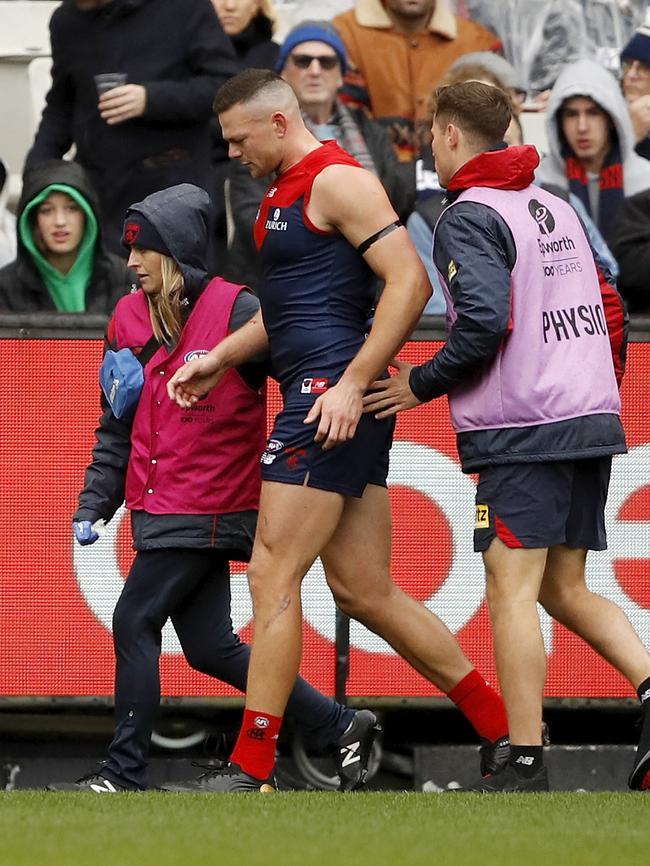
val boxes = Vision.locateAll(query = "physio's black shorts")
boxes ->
[473,457,612,552]
[261,377,395,498]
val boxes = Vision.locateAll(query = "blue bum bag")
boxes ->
[100,336,159,421]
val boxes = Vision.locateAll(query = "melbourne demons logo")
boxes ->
[183,349,209,363]
[123,222,140,245]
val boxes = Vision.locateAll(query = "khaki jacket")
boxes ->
[334,0,500,160]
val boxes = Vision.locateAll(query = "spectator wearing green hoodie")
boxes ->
[0,161,134,313]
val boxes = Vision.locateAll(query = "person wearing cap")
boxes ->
[226,19,414,289]
[0,160,133,313]
[333,0,500,161]
[621,14,650,162]
[47,182,375,793]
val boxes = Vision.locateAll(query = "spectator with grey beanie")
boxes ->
[274,20,348,75]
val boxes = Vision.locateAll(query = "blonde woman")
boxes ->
[212,0,279,67]
[48,184,370,793]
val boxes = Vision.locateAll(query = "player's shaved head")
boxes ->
[214,68,300,119]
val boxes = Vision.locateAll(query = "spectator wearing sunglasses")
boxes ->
[225,20,414,289]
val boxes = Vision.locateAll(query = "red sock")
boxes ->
[230,709,282,780]
[447,670,508,743]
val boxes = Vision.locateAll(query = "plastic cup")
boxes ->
[94,72,127,96]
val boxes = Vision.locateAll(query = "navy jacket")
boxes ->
[25,0,239,252]
[409,146,628,471]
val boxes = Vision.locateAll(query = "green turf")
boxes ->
[1,791,648,866]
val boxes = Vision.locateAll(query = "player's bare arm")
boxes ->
[167,312,268,408]
[303,164,431,448]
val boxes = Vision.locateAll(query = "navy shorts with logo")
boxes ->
[261,377,395,498]
[473,457,612,552]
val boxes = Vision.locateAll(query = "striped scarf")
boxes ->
[563,141,624,241]
[304,98,377,175]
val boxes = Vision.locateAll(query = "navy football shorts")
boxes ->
[261,377,395,498]
[473,457,612,552]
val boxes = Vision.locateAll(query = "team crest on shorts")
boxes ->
[301,377,329,395]
[475,504,490,529]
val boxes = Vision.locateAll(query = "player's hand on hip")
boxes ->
[363,360,421,418]
[167,354,225,408]
[98,85,147,125]
[304,379,364,450]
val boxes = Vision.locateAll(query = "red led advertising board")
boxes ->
[0,339,648,701]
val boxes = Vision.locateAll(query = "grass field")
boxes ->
[1,791,649,866]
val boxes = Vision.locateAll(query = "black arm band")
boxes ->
[357,219,404,255]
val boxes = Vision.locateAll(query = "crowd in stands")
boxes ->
[1,0,650,316]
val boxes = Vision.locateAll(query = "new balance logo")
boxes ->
[89,780,119,793]
[340,740,361,767]
[515,756,535,766]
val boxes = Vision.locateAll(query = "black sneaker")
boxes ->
[47,773,130,793]
[335,709,380,791]
[479,723,550,776]
[629,705,650,790]
[160,762,275,793]
[479,736,510,776]
[458,762,549,793]
[629,748,650,791]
